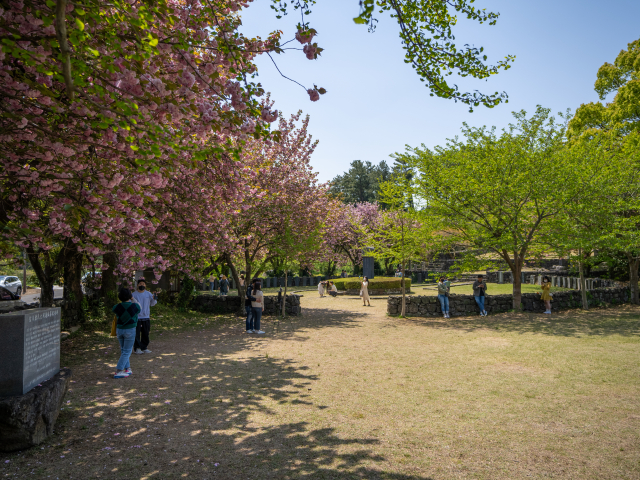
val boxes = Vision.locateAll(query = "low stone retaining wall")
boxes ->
[387,287,631,317]
[190,294,302,316]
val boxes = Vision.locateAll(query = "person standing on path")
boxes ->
[245,279,257,333]
[251,282,265,334]
[472,275,488,316]
[209,273,216,292]
[220,275,229,296]
[540,276,552,314]
[437,276,450,318]
[112,288,141,379]
[132,278,157,355]
[361,276,371,306]
[318,280,325,297]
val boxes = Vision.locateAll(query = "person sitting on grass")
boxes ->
[329,281,338,297]
[539,276,552,314]
[472,275,488,316]
[112,287,141,379]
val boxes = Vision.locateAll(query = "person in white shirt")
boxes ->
[250,282,265,334]
[329,282,338,297]
[132,278,157,354]
[318,281,325,297]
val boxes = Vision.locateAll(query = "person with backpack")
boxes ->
[112,288,141,379]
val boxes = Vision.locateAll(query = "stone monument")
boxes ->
[0,308,70,452]
[362,247,375,279]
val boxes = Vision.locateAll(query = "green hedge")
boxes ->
[332,277,411,291]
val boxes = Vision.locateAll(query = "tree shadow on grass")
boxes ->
[6,331,436,480]
[399,305,640,338]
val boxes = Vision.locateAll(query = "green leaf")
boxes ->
[75,18,85,31]
[148,37,158,47]
[130,145,139,151]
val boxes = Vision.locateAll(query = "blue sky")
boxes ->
[240,0,640,183]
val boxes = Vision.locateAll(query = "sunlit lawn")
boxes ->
[1,296,638,479]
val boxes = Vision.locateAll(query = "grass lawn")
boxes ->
[1,297,639,479]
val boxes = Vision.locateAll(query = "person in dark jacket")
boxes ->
[112,288,141,379]
[245,279,257,333]
[472,275,488,316]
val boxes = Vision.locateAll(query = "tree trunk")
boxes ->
[627,254,640,305]
[226,254,245,315]
[27,249,55,307]
[62,251,85,328]
[578,254,589,310]
[511,264,522,310]
[101,252,118,301]
[282,270,288,318]
[401,260,406,317]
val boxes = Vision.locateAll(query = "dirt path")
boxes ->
[1,295,639,479]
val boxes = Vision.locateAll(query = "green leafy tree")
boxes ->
[403,107,571,309]
[359,179,428,316]
[272,0,515,110]
[329,160,391,205]
[568,38,640,139]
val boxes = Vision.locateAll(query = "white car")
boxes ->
[0,275,22,297]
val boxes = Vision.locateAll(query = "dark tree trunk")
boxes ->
[401,260,406,317]
[27,249,56,308]
[225,254,246,315]
[578,254,589,310]
[282,270,288,318]
[62,251,85,328]
[511,261,522,310]
[101,251,118,303]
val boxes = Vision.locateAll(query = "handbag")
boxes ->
[110,315,117,337]
[359,290,363,297]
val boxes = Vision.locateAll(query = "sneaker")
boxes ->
[134,348,144,355]
[256,330,265,334]
[125,368,133,375]
[143,349,152,353]
[483,310,488,316]
[246,330,253,333]
[114,370,130,379]
[544,311,551,314]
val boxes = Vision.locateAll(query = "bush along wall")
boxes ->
[334,277,411,292]
[190,294,302,316]
[387,287,631,317]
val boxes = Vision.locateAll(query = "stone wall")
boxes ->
[190,294,302,316]
[387,287,631,317]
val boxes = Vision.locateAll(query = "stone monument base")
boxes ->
[0,368,71,452]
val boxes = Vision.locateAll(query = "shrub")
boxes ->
[333,277,411,291]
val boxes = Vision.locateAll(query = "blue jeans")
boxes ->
[252,307,262,331]
[438,294,449,313]
[116,328,136,371]
[474,295,485,313]
[246,306,254,331]
[210,282,214,292]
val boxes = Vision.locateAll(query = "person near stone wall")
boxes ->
[539,276,552,314]
[112,288,141,379]
[472,275,488,316]
[361,276,371,306]
[219,275,229,296]
[245,280,257,333]
[251,282,265,334]
[437,276,450,318]
[209,273,216,292]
